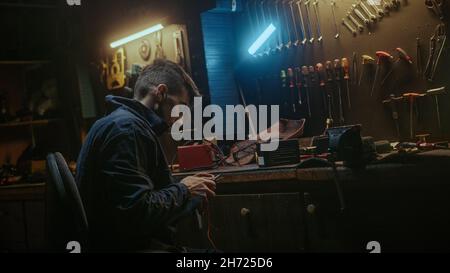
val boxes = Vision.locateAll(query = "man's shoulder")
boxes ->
[91,108,155,142]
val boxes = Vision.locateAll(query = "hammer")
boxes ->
[403,92,426,139]
[426,86,446,130]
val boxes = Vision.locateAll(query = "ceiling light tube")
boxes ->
[110,23,164,48]
[248,23,276,55]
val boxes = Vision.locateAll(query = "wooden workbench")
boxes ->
[2,150,450,252]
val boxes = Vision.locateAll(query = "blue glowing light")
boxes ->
[248,24,276,55]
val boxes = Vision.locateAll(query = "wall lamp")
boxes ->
[248,23,276,56]
[110,23,164,48]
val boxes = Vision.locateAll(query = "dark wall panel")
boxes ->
[234,0,447,141]
[201,11,240,109]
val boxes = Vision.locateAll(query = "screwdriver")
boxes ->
[371,51,393,96]
[358,55,375,86]
[381,47,413,86]
[341,57,351,109]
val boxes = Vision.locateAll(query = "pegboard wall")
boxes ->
[227,0,448,141]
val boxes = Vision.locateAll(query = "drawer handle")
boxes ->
[240,208,251,217]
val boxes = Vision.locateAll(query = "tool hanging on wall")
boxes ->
[304,0,315,43]
[274,0,284,50]
[301,66,312,117]
[289,0,302,47]
[104,47,127,91]
[280,70,290,115]
[358,0,379,22]
[316,63,327,115]
[367,0,385,17]
[246,0,256,38]
[341,58,351,110]
[266,1,278,53]
[424,23,446,82]
[426,87,446,130]
[351,52,358,86]
[403,92,426,140]
[259,0,270,55]
[282,0,294,48]
[334,59,345,124]
[425,0,446,21]
[154,31,165,59]
[359,54,375,86]
[380,0,391,14]
[325,61,335,125]
[295,0,308,45]
[173,30,187,70]
[381,47,413,86]
[288,68,297,113]
[330,1,340,39]
[295,67,303,106]
[352,5,371,28]
[139,39,151,61]
[371,51,393,96]
[347,12,364,33]
[416,38,423,76]
[312,0,323,42]
[342,18,357,36]
[382,94,403,139]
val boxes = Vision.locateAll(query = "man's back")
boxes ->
[76,96,191,252]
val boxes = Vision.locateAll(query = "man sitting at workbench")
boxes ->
[76,59,217,252]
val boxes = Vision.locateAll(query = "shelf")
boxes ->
[0,60,51,65]
[0,119,63,128]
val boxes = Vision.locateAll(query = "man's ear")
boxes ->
[156,84,168,102]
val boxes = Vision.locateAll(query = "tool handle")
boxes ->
[325,61,334,82]
[316,63,326,86]
[375,51,394,63]
[396,47,413,64]
[341,58,350,80]
[280,70,287,88]
[426,86,446,95]
[287,68,295,88]
[333,59,342,81]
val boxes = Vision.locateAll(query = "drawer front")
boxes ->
[0,201,26,250]
[177,193,305,252]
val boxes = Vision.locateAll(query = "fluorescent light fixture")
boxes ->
[248,23,276,55]
[110,24,164,48]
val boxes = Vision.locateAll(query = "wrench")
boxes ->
[259,1,271,55]
[289,0,301,46]
[267,1,279,53]
[342,18,357,36]
[274,1,284,50]
[347,12,364,32]
[296,0,308,45]
[352,5,371,26]
[358,1,377,23]
[330,1,340,39]
[304,0,315,43]
[366,0,384,18]
[282,0,293,48]
[312,1,323,43]
[246,0,256,38]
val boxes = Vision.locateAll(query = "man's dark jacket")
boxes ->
[76,95,196,252]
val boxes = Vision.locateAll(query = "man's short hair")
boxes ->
[134,59,200,101]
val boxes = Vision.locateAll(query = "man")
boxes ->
[76,59,216,252]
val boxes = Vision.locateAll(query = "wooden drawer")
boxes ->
[0,201,26,250]
[177,193,305,252]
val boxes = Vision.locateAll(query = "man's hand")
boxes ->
[181,173,216,199]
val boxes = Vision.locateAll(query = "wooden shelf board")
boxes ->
[0,119,62,128]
